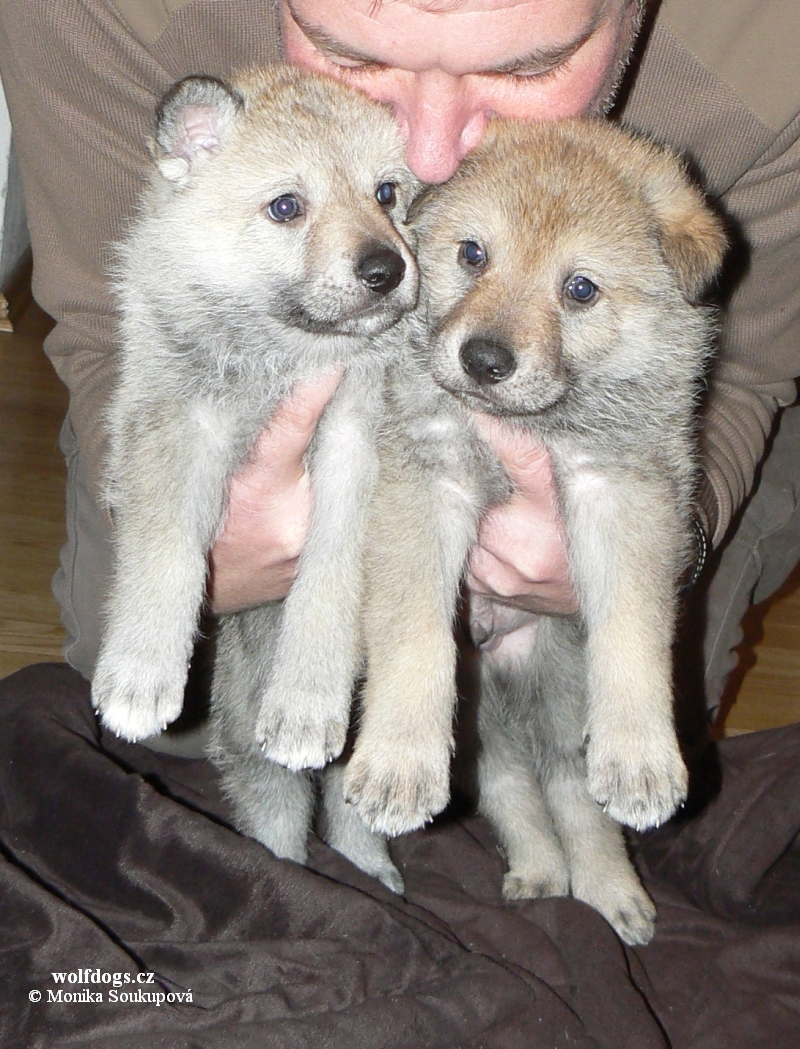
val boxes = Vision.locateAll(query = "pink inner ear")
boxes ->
[174,105,222,161]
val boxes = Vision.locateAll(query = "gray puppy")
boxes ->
[91,67,418,890]
[343,119,726,941]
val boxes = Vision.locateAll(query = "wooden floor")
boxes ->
[1,299,799,735]
[0,298,67,678]
[714,563,800,734]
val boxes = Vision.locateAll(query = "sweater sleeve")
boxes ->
[620,11,800,546]
[700,117,800,543]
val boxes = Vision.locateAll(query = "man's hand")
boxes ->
[468,415,579,617]
[207,370,343,614]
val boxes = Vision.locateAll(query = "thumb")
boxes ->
[254,367,344,470]
[472,412,553,493]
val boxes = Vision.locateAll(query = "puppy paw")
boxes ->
[608,891,657,946]
[343,742,452,837]
[91,658,185,741]
[342,846,405,895]
[585,728,688,831]
[376,862,406,895]
[574,875,657,946]
[257,694,348,772]
[502,862,570,901]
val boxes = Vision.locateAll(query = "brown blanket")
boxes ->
[1,663,799,1048]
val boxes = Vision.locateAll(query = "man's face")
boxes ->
[281,0,641,183]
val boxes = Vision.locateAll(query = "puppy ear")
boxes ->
[151,76,244,184]
[641,153,728,300]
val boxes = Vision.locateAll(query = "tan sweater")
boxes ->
[621,0,800,544]
[0,0,797,547]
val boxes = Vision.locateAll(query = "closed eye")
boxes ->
[485,61,566,86]
[504,64,564,85]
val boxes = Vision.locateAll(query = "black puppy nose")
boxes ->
[459,337,517,385]
[358,247,405,295]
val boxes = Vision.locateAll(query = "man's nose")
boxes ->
[394,70,487,183]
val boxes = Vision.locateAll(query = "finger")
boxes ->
[466,548,579,616]
[255,367,345,465]
[469,502,577,610]
[466,545,519,598]
[472,412,553,488]
[467,533,551,598]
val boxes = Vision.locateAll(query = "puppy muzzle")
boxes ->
[459,336,517,385]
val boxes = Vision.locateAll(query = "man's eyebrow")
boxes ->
[491,2,609,76]
[490,24,598,75]
[287,3,389,65]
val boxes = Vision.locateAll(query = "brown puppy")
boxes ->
[345,119,726,943]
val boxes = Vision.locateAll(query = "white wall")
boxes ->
[0,77,30,288]
[0,80,12,263]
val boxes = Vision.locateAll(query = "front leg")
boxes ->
[560,464,689,830]
[92,401,238,741]
[257,372,383,771]
[343,451,481,836]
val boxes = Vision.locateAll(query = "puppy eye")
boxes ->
[459,240,487,269]
[564,275,599,304]
[266,195,301,222]
[376,182,396,207]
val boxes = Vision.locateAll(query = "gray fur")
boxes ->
[477,616,656,945]
[209,601,402,891]
[92,67,416,890]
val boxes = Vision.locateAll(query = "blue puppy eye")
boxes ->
[376,182,396,206]
[565,275,599,303]
[459,240,486,268]
[267,195,301,222]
